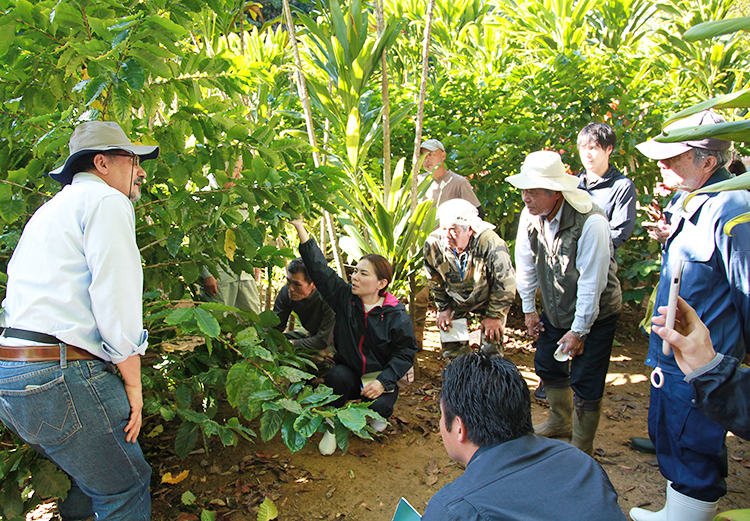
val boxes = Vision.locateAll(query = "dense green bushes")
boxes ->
[0,0,748,517]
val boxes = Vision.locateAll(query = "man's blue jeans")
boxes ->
[0,355,151,520]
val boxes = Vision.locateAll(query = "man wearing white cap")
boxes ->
[414,139,484,350]
[629,110,750,521]
[423,199,515,358]
[0,121,158,520]
[507,151,621,456]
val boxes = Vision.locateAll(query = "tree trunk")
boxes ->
[282,0,347,280]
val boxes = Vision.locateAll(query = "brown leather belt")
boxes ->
[0,345,97,362]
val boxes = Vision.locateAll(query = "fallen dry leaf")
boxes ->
[426,458,440,475]
[425,475,439,486]
[161,470,189,484]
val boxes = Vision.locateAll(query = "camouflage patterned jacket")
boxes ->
[423,229,516,320]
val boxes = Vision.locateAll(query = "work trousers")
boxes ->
[534,311,618,401]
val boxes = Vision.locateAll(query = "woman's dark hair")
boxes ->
[440,352,533,446]
[360,254,393,297]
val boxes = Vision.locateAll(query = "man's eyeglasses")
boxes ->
[108,152,140,168]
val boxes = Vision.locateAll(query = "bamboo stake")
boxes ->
[375,0,392,194]
[281,0,347,280]
[408,0,437,321]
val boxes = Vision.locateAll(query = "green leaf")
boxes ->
[345,109,360,168]
[175,383,192,409]
[174,421,200,459]
[201,510,217,521]
[166,307,194,325]
[337,408,367,431]
[0,186,25,224]
[293,411,322,438]
[654,120,750,145]
[240,345,274,362]
[714,510,750,521]
[280,412,306,453]
[194,307,220,338]
[664,89,750,125]
[276,366,314,383]
[256,310,280,328]
[182,490,197,505]
[257,497,279,521]
[30,459,70,498]
[146,15,188,38]
[84,76,109,106]
[299,385,335,406]
[277,398,303,415]
[217,425,236,446]
[260,409,284,441]
[0,21,15,58]
[683,17,750,42]
[0,481,24,518]
[121,59,144,90]
[112,28,129,48]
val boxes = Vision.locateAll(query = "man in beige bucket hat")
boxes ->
[0,121,159,519]
[507,150,621,456]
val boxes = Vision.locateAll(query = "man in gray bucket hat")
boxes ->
[0,121,159,520]
[630,110,750,521]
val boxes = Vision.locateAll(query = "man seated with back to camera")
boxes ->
[421,352,625,521]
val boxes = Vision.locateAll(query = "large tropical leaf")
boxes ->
[664,89,750,125]
[654,120,750,144]
[683,17,750,42]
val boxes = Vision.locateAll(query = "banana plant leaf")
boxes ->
[654,120,750,144]
[664,89,750,126]
[683,17,750,42]
[713,509,750,521]
[684,172,750,236]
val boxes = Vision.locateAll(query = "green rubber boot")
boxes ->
[533,378,573,438]
[571,395,602,456]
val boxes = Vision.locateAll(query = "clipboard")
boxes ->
[439,318,469,343]
[392,497,422,521]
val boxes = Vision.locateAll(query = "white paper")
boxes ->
[440,318,470,343]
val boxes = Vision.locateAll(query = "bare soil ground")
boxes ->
[28,304,750,521]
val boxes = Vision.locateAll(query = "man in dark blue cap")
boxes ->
[0,121,159,520]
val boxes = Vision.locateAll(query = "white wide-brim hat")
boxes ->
[506,151,592,213]
[437,198,495,235]
[50,121,159,185]
[636,110,732,161]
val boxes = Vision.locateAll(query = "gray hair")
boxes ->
[693,147,732,172]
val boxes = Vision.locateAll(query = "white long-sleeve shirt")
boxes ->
[1,172,147,363]
[515,207,611,335]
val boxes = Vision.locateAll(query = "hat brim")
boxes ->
[506,172,580,192]
[635,139,691,161]
[49,144,159,185]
